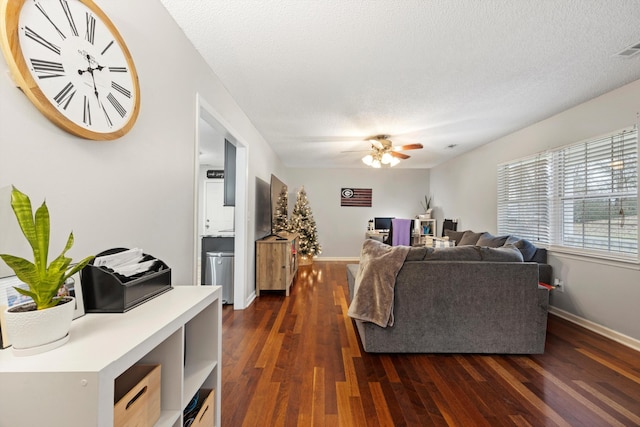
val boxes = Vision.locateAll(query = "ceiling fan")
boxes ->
[357,135,424,168]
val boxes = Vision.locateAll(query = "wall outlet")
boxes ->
[554,278,564,293]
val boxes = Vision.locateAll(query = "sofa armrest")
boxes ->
[538,264,553,286]
[346,264,359,301]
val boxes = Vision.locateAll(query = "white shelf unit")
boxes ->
[0,286,222,427]
[418,218,437,244]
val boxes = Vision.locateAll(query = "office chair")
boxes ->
[386,218,413,246]
[441,218,458,237]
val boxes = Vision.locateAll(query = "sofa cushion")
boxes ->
[444,229,466,245]
[406,246,428,261]
[476,233,510,248]
[458,231,485,246]
[407,244,524,263]
[423,246,482,261]
[477,245,524,262]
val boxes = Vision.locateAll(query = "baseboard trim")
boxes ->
[549,306,640,352]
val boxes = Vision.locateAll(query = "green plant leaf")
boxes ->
[48,251,72,274]
[34,200,50,275]
[61,231,75,254]
[63,255,95,282]
[9,187,38,251]
[36,275,65,308]
[0,254,39,288]
[13,286,37,302]
[1,187,94,310]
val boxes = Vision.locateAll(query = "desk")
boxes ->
[365,230,423,245]
[365,230,388,242]
[365,232,454,247]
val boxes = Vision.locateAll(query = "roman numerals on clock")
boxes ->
[85,13,96,44]
[20,2,134,130]
[24,26,60,55]
[53,81,76,109]
[3,0,140,138]
[100,101,113,127]
[83,95,91,125]
[101,40,114,55]
[34,0,97,44]
[30,58,65,78]
[34,2,66,40]
[112,81,131,98]
[60,0,79,37]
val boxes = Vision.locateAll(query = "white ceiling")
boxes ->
[160,0,640,169]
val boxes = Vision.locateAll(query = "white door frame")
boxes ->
[194,94,249,309]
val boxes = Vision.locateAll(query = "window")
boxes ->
[498,127,638,260]
[552,129,637,257]
[497,154,550,245]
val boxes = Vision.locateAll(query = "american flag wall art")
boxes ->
[341,188,372,207]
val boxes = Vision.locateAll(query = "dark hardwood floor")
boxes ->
[221,261,640,426]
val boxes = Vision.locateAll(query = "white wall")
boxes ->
[430,78,640,341]
[0,0,283,306]
[286,168,430,258]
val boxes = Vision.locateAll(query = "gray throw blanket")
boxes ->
[347,239,410,327]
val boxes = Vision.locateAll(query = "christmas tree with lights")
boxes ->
[290,186,321,263]
[272,186,289,234]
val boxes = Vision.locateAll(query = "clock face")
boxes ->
[0,0,140,140]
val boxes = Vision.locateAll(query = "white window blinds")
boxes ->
[552,129,638,257]
[497,126,638,260]
[497,154,551,245]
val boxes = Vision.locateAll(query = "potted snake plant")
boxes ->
[419,196,433,219]
[0,186,94,355]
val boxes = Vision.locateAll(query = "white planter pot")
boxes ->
[4,297,75,356]
[418,211,432,220]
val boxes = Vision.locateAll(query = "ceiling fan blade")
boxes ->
[393,143,423,151]
[390,151,410,160]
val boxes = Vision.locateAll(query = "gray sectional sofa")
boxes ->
[346,236,551,354]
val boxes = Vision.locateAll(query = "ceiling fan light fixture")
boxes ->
[357,134,423,168]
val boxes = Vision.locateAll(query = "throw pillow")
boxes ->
[444,229,466,245]
[512,238,538,262]
[458,231,485,246]
[476,233,510,248]
[477,245,524,262]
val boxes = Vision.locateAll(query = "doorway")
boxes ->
[194,94,248,309]
[204,181,234,234]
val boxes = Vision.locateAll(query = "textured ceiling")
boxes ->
[160,0,640,168]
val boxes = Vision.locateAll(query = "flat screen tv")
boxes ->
[255,174,289,240]
[270,174,288,232]
[254,177,271,239]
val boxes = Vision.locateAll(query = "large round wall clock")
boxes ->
[0,0,140,140]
